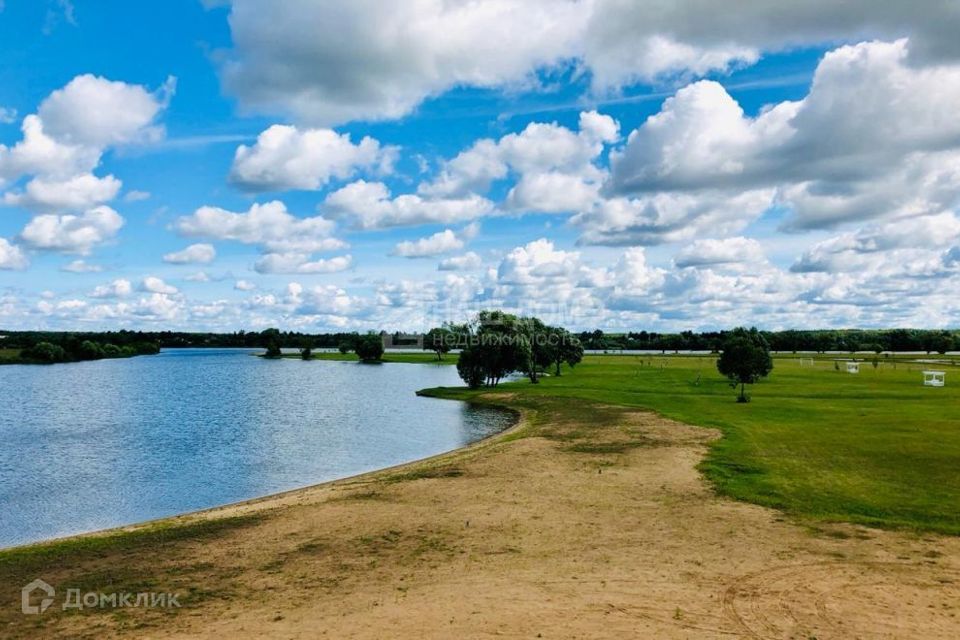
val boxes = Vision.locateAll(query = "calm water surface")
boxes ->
[0,349,514,548]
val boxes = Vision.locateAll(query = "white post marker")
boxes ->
[922,370,946,387]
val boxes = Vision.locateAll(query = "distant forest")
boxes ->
[0,327,957,361]
[575,328,958,354]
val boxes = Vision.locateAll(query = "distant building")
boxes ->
[381,332,424,350]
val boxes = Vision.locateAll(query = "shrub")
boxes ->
[22,342,67,363]
[354,334,384,362]
[101,343,122,358]
[78,340,104,360]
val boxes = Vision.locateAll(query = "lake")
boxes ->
[0,349,514,548]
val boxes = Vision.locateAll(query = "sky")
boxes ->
[1,0,959,333]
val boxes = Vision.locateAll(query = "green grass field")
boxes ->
[416,352,960,535]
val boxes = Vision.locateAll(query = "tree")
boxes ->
[888,328,920,352]
[354,334,384,362]
[456,346,486,389]
[337,339,354,354]
[716,327,773,402]
[264,341,282,358]
[928,331,954,355]
[520,317,550,383]
[454,311,530,387]
[476,311,531,386]
[261,328,282,358]
[102,343,122,357]
[423,326,454,361]
[22,341,67,363]
[78,340,104,360]
[300,339,313,360]
[546,327,583,376]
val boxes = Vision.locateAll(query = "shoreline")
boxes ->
[0,395,523,554]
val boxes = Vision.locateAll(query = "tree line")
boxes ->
[4,327,955,356]
[577,328,958,354]
[259,329,386,363]
[3,338,160,365]
[0,329,371,350]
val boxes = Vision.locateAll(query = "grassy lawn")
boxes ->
[425,353,960,535]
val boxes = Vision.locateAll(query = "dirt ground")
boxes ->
[16,400,960,639]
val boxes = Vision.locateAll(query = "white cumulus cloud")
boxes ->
[253,253,352,275]
[19,205,124,254]
[90,278,132,298]
[163,243,217,264]
[229,124,395,191]
[0,238,28,270]
[392,223,479,258]
[607,40,960,232]
[324,180,495,230]
[60,259,102,273]
[37,73,173,147]
[3,173,121,211]
[674,237,766,268]
[438,251,483,271]
[140,276,178,295]
[174,200,344,254]
[213,1,960,125]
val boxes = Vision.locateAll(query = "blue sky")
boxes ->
[1,1,959,332]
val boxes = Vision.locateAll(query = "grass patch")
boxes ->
[0,514,263,579]
[384,466,464,483]
[0,515,264,637]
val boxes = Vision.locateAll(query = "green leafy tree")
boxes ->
[423,326,455,361]
[102,343,122,357]
[475,311,530,386]
[354,334,384,362]
[453,311,533,387]
[264,341,282,358]
[133,341,160,355]
[300,339,314,360]
[22,341,67,363]
[546,327,583,376]
[716,327,773,402]
[928,331,954,355]
[456,347,487,389]
[261,327,282,358]
[78,340,104,360]
[520,317,550,383]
